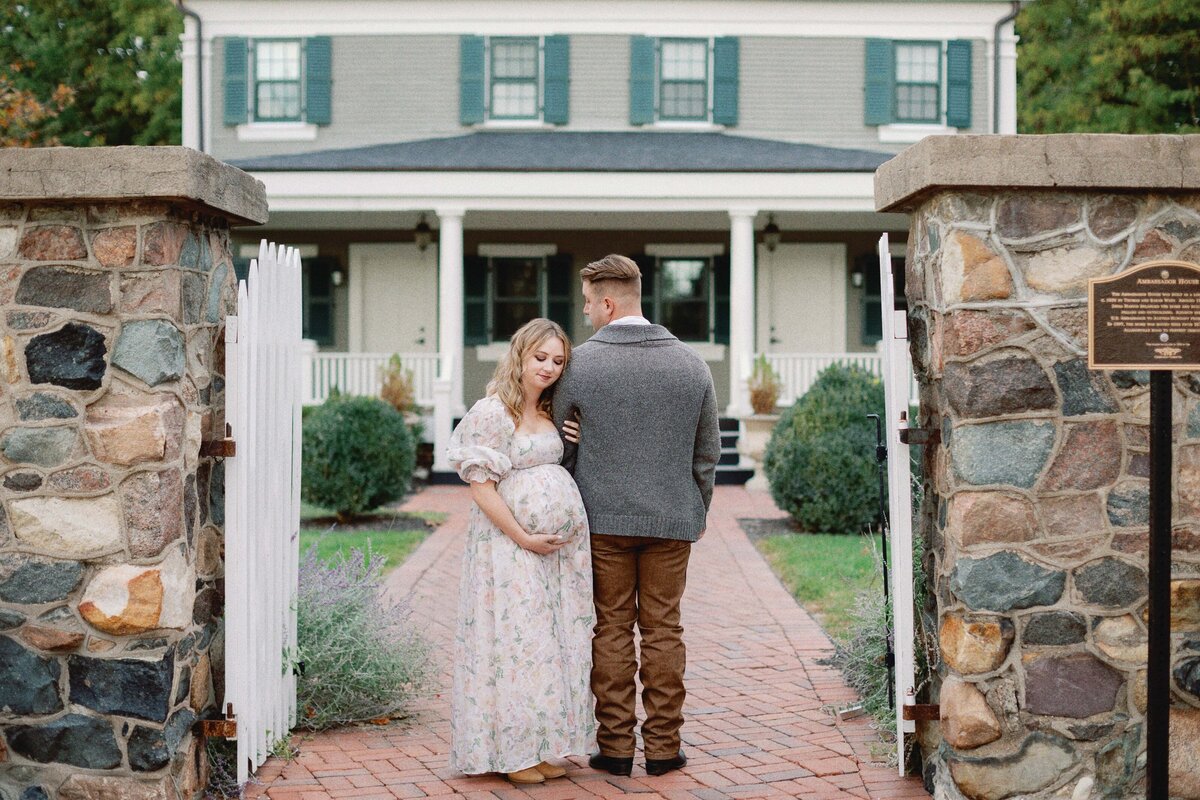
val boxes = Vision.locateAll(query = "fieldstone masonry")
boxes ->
[877,135,1200,800]
[0,148,265,800]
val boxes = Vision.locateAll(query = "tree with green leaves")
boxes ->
[0,0,182,146]
[1018,0,1200,133]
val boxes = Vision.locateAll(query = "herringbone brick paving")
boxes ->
[245,486,929,800]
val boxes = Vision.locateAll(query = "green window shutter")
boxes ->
[460,35,486,125]
[863,38,894,126]
[546,253,573,330]
[712,37,739,126]
[464,255,489,345]
[543,35,570,125]
[629,36,656,126]
[305,37,332,125]
[946,39,972,128]
[712,254,730,344]
[222,37,248,126]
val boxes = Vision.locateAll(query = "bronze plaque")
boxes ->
[1089,260,1200,370]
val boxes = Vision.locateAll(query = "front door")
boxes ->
[348,243,437,353]
[756,243,847,352]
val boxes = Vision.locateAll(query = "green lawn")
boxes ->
[299,502,446,575]
[753,531,882,641]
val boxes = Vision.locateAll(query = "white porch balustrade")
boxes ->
[761,352,920,409]
[302,350,441,407]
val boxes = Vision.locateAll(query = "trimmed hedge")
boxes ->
[763,363,885,533]
[302,394,416,521]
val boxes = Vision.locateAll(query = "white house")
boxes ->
[180,0,1018,479]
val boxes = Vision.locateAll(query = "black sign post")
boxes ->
[1089,259,1200,800]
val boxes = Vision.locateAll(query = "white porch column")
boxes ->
[727,208,757,417]
[996,20,1018,135]
[180,17,200,151]
[433,208,466,472]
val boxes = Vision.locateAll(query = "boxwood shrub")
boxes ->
[302,394,416,521]
[763,363,885,533]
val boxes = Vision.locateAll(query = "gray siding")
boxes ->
[210,33,993,162]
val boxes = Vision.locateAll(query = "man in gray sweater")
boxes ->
[553,254,721,778]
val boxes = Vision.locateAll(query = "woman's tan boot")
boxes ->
[534,761,567,779]
[505,766,546,784]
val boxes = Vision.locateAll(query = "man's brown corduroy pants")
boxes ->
[590,533,691,760]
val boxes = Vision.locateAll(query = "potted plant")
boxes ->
[740,356,783,489]
[747,354,781,416]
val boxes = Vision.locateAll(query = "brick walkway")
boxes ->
[245,486,929,800]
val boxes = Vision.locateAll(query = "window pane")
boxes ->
[494,258,540,298]
[492,40,538,79]
[491,82,538,118]
[897,84,938,121]
[896,43,938,83]
[305,302,333,344]
[661,302,708,340]
[661,83,706,119]
[660,259,707,300]
[257,82,300,120]
[257,41,301,80]
[661,40,707,80]
[494,302,540,340]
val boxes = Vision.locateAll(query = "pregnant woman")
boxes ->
[446,318,594,784]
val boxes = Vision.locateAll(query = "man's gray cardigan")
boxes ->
[552,323,722,542]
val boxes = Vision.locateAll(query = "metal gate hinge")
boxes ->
[899,427,940,446]
[902,703,940,721]
[200,423,236,458]
[197,703,237,738]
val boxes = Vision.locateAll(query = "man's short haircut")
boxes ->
[581,254,641,298]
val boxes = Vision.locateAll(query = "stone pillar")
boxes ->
[0,147,266,800]
[727,208,757,418]
[875,135,1200,800]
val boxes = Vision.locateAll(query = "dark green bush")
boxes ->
[302,394,416,522]
[763,363,885,532]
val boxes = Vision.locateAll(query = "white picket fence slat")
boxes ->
[761,352,919,407]
[225,240,302,784]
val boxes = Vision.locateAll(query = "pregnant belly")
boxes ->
[497,464,585,541]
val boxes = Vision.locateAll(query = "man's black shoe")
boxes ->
[589,753,633,776]
[645,751,687,776]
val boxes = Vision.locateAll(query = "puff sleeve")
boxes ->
[447,396,514,483]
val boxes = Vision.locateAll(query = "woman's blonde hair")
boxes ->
[486,318,572,424]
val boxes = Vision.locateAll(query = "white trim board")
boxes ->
[645,243,726,257]
[477,243,559,257]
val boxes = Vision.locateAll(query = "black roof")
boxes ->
[232,131,892,172]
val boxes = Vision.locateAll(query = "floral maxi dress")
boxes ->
[447,395,596,775]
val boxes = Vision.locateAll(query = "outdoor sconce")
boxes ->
[331,269,345,287]
[762,214,782,253]
[851,268,865,288]
[414,214,434,252]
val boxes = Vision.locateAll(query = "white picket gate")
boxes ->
[224,240,302,783]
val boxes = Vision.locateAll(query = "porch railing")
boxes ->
[760,352,919,408]
[303,349,440,406]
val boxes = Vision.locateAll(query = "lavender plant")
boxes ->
[292,542,434,729]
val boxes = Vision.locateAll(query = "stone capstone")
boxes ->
[112,319,185,387]
[79,547,193,635]
[9,495,122,559]
[90,226,136,267]
[943,357,1057,418]
[1054,359,1118,416]
[18,225,87,261]
[951,421,1056,488]
[25,323,108,390]
[1092,614,1146,663]
[7,714,120,769]
[15,392,76,421]
[1025,653,1122,717]
[948,733,1078,800]
[951,551,1066,612]
[1,425,78,468]
[1041,421,1122,491]
[0,635,62,715]
[1075,557,1146,608]
[68,651,174,722]
[15,265,112,314]
[0,553,84,604]
[1038,493,1105,539]
[121,469,185,558]
[940,677,1002,749]
[947,492,1039,547]
[1107,482,1150,527]
[940,614,1015,675]
[942,231,1013,303]
[84,392,183,466]
[1023,611,1088,646]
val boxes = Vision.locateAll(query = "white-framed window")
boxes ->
[894,42,941,124]
[252,39,303,122]
[658,38,709,122]
[489,37,541,120]
[639,245,730,344]
[865,38,971,141]
[464,246,572,346]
